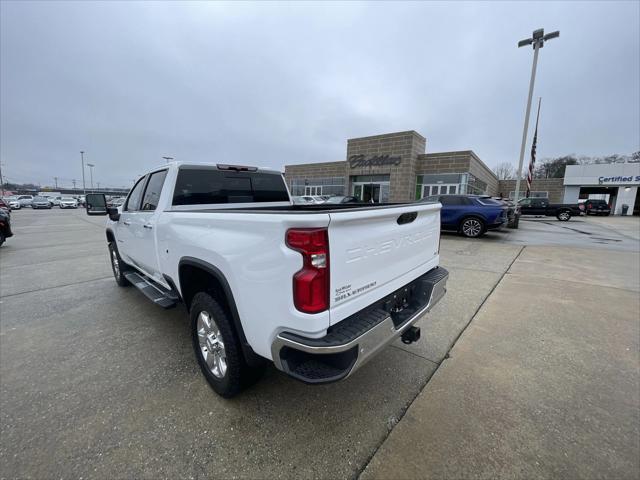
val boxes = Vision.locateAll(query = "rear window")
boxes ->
[172,168,289,205]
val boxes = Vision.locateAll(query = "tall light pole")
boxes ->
[513,28,559,203]
[80,151,86,195]
[87,163,95,192]
[162,156,174,164]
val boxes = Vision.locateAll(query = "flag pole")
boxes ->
[526,98,542,198]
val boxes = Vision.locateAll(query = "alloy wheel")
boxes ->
[197,311,227,378]
[462,219,482,237]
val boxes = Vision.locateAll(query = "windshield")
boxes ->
[33,196,48,201]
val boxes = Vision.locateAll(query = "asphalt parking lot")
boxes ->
[1,208,639,478]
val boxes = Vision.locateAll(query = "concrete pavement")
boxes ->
[0,209,517,478]
[2,209,638,478]
[361,245,640,479]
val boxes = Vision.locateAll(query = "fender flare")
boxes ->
[178,257,263,366]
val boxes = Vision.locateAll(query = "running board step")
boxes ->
[124,272,179,309]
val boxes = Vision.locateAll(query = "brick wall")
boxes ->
[416,150,498,195]
[497,178,565,203]
[468,152,499,196]
[416,151,471,174]
[284,161,347,193]
[346,131,426,203]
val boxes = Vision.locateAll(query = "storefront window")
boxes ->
[416,173,464,199]
[289,177,345,196]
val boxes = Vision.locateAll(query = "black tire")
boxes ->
[190,292,264,398]
[459,217,486,238]
[0,232,5,247]
[556,210,571,221]
[108,242,131,287]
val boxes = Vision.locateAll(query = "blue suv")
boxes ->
[421,194,508,238]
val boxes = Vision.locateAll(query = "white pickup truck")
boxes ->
[85,162,448,397]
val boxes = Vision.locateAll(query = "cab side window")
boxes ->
[141,170,168,211]
[125,176,147,212]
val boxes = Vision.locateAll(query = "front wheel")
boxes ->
[557,211,571,221]
[459,217,485,238]
[191,292,263,397]
[108,242,130,286]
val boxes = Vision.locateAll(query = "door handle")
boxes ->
[123,221,131,226]
[143,224,153,229]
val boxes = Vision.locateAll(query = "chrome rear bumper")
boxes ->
[271,267,449,384]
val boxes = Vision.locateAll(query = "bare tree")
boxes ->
[493,162,516,180]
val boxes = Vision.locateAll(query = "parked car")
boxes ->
[76,195,86,207]
[17,195,34,207]
[59,197,79,209]
[4,196,21,210]
[0,209,13,246]
[493,197,520,227]
[106,197,125,208]
[45,196,62,206]
[420,194,508,238]
[292,196,318,204]
[325,195,361,204]
[31,196,53,209]
[517,197,582,221]
[84,162,448,397]
[583,199,611,216]
[0,198,10,216]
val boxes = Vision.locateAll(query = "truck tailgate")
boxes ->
[328,203,441,325]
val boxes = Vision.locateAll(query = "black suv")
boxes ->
[583,199,611,216]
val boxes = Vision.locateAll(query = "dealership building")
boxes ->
[284,130,639,215]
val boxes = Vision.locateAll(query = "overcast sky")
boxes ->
[1,1,639,189]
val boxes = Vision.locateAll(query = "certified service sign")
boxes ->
[598,175,640,185]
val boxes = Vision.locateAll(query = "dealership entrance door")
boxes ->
[351,175,390,203]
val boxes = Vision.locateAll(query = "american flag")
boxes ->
[526,98,542,198]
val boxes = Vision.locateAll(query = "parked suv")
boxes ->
[583,199,611,216]
[421,194,508,238]
[17,195,34,207]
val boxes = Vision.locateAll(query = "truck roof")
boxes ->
[155,161,282,175]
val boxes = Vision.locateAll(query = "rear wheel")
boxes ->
[557,210,571,221]
[459,217,485,238]
[0,232,5,247]
[191,292,264,397]
[108,242,130,286]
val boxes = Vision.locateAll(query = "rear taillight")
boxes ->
[286,228,329,314]
[588,204,592,209]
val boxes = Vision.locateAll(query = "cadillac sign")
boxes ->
[349,154,402,168]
